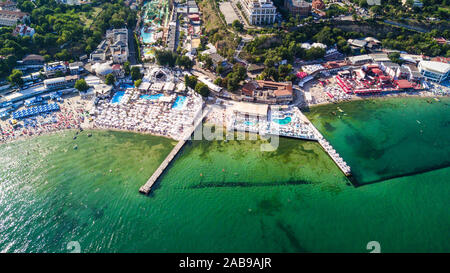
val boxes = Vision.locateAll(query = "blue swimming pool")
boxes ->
[141,28,154,44]
[273,116,292,125]
[243,121,256,126]
[140,94,163,100]
[172,96,186,110]
[111,91,125,104]
[119,84,134,90]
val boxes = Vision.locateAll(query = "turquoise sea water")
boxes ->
[0,97,449,252]
[305,97,450,185]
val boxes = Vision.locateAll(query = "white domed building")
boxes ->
[92,62,113,77]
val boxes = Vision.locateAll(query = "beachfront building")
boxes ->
[226,101,269,134]
[43,75,79,90]
[0,10,28,26]
[92,84,113,98]
[418,61,450,83]
[0,0,17,11]
[91,62,114,77]
[106,28,129,64]
[44,61,68,77]
[15,54,45,71]
[90,29,129,64]
[241,80,293,104]
[240,0,277,25]
[284,0,311,17]
[347,37,381,53]
[369,53,390,63]
[347,55,372,65]
[90,40,108,62]
[403,64,424,82]
[68,62,84,75]
[323,61,349,73]
[21,54,45,66]
[230,101,268,119]
[380,62,400,79]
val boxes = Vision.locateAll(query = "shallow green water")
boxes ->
[0,98,449,252]
[305,97,450,185]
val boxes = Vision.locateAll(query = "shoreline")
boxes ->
[302,90,448,109]
[2,95,447,146]
[0,93,94,145]
[91,125,176,141]
[0,125,177,146]
[299,74,449,108]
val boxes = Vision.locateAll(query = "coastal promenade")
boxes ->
[139,107,209,194]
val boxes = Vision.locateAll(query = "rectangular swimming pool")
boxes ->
[172,96,186,110]
[140,94,163,100]
[111,91,125,104]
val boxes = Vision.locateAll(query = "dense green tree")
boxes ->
[0,0,137,80]
[194,82,210,97]
[184,75,198,89]
[216,65,224,75]
[75,79,89,92]
[105,74,116,85]
[198,54,213,70]
[176,55,193,70]
[130,67,142,81]
[232,20,244,32]
[155,50,178,67]
[8,69,23,86]
[134,79,142,87]
[124,61,131,76]
[388,52,403,64]
[304,47,326,61]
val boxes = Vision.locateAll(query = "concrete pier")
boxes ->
[139,107,209,194]
[297,110,352,176]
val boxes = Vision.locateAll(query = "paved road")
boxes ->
[383,20,428,33]
[234,40,248,65]
[128,28,138,65]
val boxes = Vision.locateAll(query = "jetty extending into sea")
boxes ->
[296,110,351,176]
[139,107,210,194]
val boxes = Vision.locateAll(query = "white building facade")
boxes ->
[0,10,28,26]
[240,0,277,25]
[418,61,450,83]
